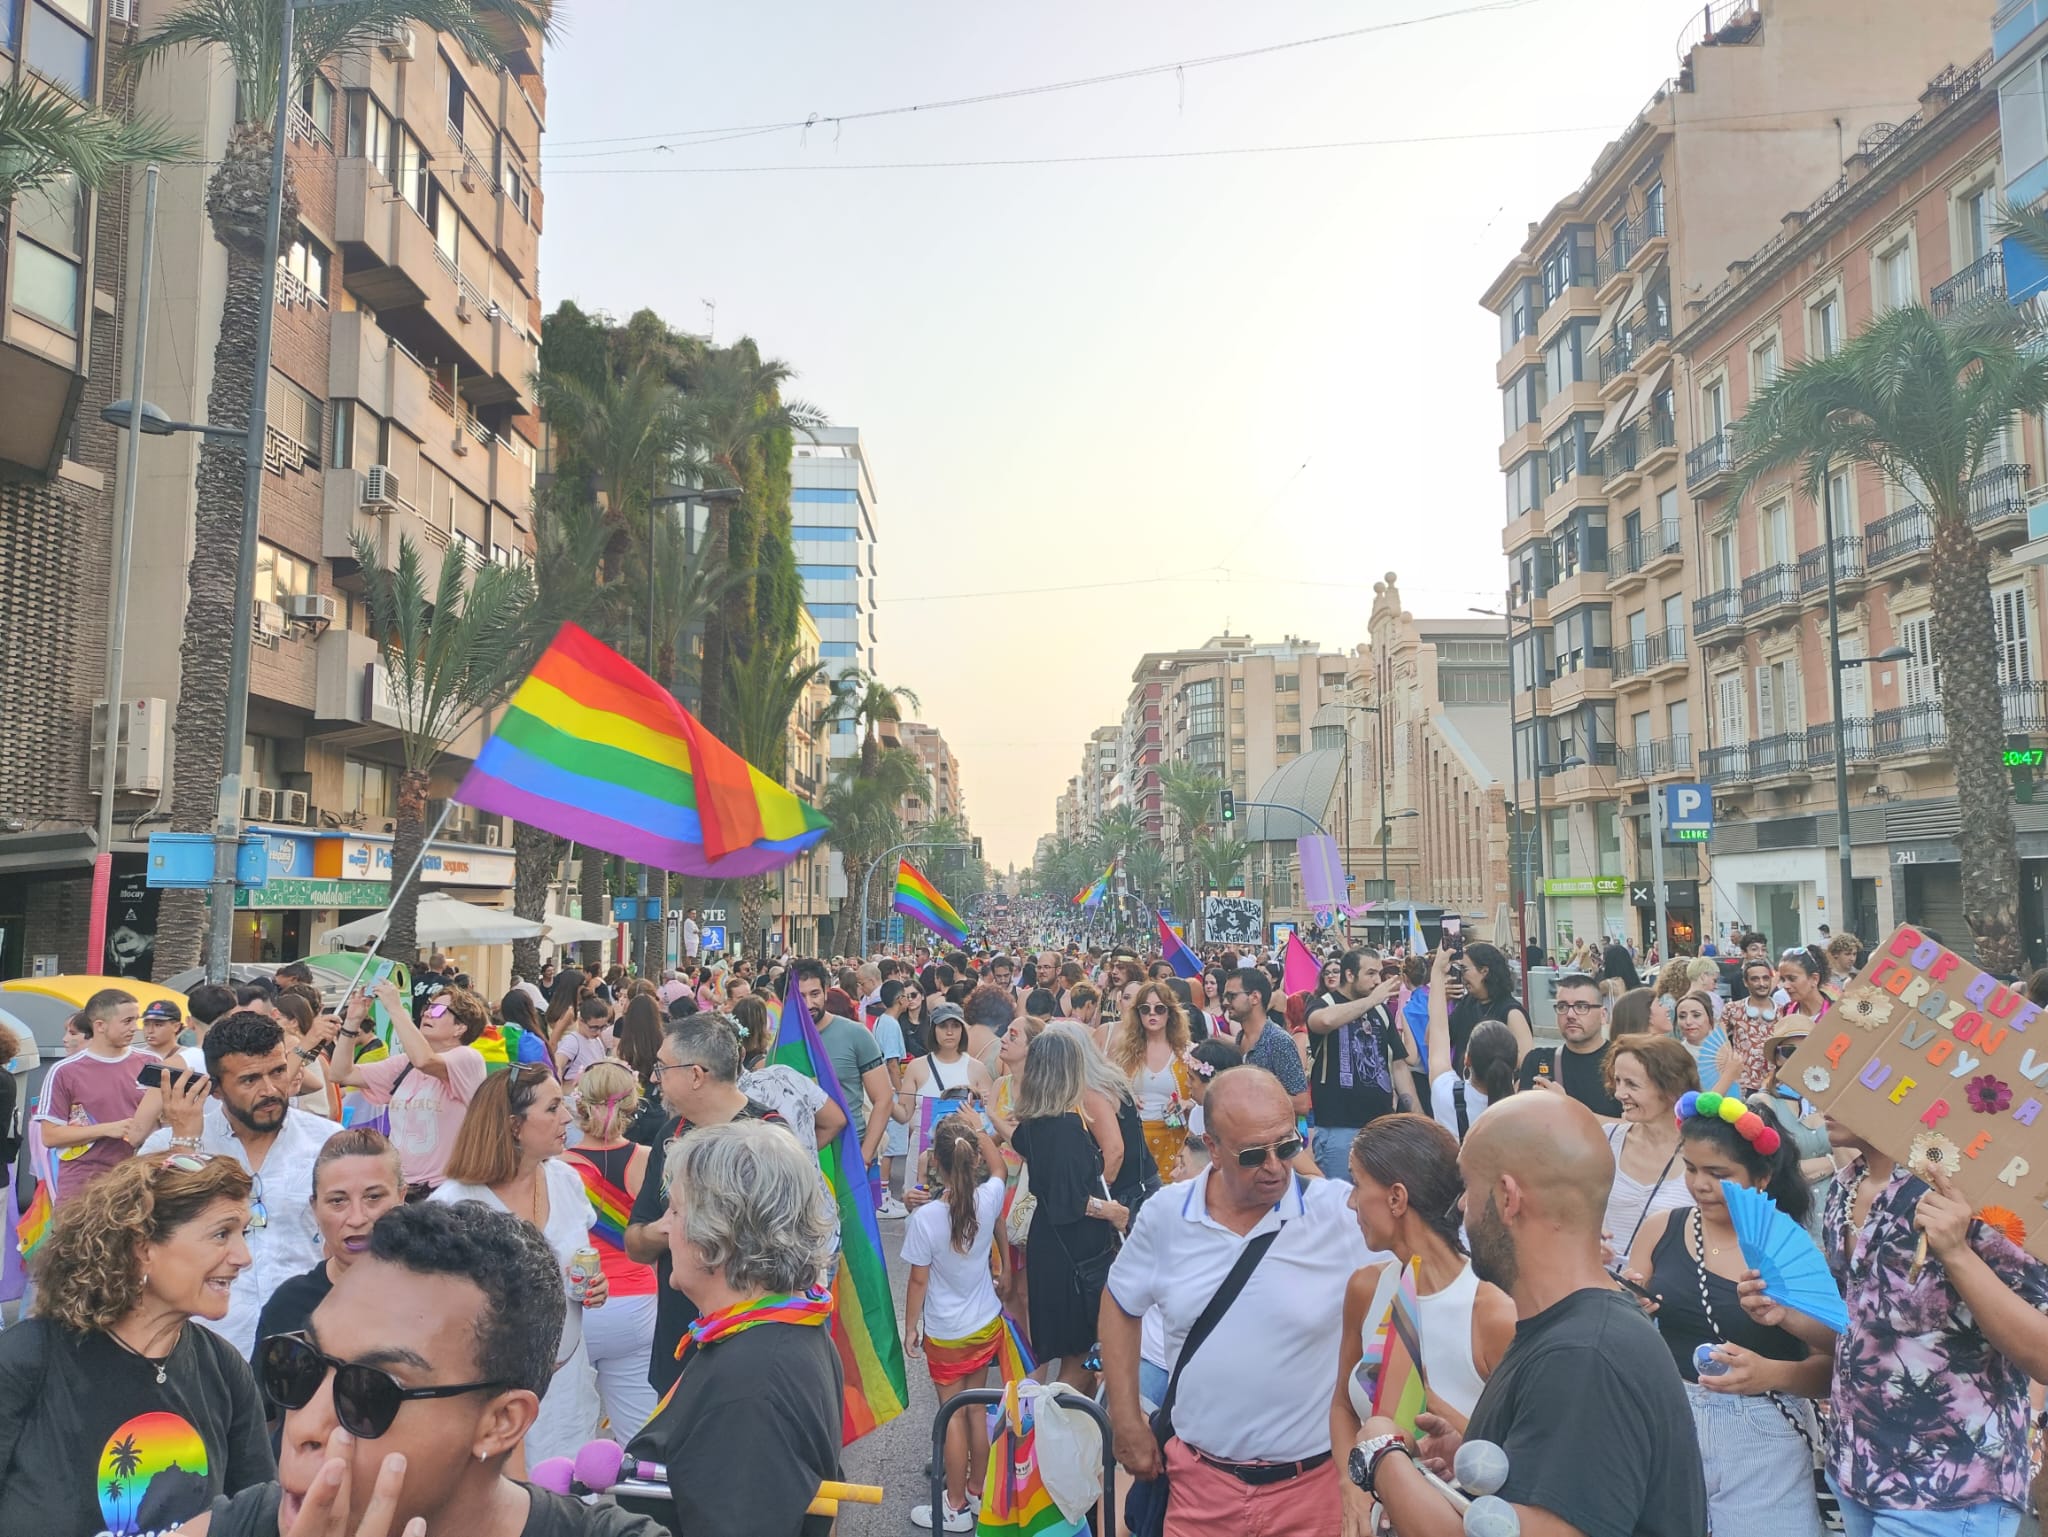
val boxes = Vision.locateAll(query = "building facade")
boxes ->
[896,721,967,832]
[1481,0,1988,955]
[792,425,878,764]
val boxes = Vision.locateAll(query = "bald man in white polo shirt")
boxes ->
[1100,1066,1377,1537]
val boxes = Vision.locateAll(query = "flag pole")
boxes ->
[332,799,461,1019]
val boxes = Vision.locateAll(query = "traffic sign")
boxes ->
[1661,783,1713,843]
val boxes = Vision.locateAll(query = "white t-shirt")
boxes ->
[1430,1071,1489,1140]
[900,1174,1005,1341]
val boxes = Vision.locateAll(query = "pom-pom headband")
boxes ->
[1675,1090,1782,1156]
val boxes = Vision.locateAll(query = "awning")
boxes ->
[1613,359,1674,436]
[543,911,617,944]
[1589,391,1631,453]
[0,828,95,875]
[319,892,545,950]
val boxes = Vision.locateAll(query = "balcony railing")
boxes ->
[1694,588,1742,638]
[1621,734,1693,779]
[1805,719,1876,770]
[1620,516,1684,574]
[1686,426,1736,488]
[1931,249,2005,314]
[1971,461,2028,528]
[1865,504,1933,567]
[1796,537,1864,595]
[1741,563,1798,616]
[1700,744,1750,784]
[1551,648,1613,680]
[1865,683,2048,759]
[1752,731,1809,778]
[1598,317,1673,383]
[1614,626,1686,680]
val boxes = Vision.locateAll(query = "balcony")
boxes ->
[1804,719,1877,773]
[1970,461,2028,533]
[1867,684,2048,760]
[1686,426,1738,491]
[1613,518,1684,590]
[1931,250,2005,314]
[1619,735,1693,781]
[1693,588,1742,640]
[1597,316,1673,385]
[1700,744,1751,784]
[1740,563,1799,621]
[1865,504,1933,568]
[1750,732,1811,781]
[1796,537,1865,598]
[1547,561,1609,610]
[1547,649,1614,710]
[1613,626,1686,683]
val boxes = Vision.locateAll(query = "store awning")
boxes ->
[543,911,616,944]
[319,892,544,950]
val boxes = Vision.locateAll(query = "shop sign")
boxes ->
[1541,875,1625,897]
[236,877,391,910]
[318,837,514,888]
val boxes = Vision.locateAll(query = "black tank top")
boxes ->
[1647,1207,1806,1382]
[577,1142,636,1186]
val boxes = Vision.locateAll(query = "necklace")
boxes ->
[108,1327,172,1385]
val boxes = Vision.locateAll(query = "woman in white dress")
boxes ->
[433,1063,605,1464]
[1331,1115,1515,1537]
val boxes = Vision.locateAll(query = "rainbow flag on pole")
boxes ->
[1075,863,1113,909]
[455,623,828,877]
[768,986,908,1441]
[893,858,967,947]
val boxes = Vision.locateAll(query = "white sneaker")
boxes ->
[878,1195,909,1219]
[910,1499,974,1531]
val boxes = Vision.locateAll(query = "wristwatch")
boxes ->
[1348,1432,1412,1495]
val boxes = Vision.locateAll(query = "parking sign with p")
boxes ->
[1661,783,1713,843]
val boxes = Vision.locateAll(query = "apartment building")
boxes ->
[105,15,548,975]
[792,425,879,764]
[1679,54,2048,961]
[1480,0,1986,954]
[1077,724,1121,833]
[896,721,967,832]
[0,0,137,975]
[1055,782,1083,845]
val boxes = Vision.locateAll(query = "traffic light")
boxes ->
[972,836,984,861]
[1220,790,1236,823]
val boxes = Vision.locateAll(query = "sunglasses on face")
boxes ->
[1222,1133,1304,1169]
[1138,1003,1169,1016]
[259,1332,508,1440]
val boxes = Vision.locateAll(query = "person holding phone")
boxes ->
[327,981,492,1197]
[34,987,161,1208]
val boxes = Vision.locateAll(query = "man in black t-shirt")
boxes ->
[1516,972,1624,1118]
[1350,1093,1705,1537]
[1303,951,1415,1180]
[621,1014,795,1394]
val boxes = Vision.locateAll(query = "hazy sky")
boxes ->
[542,0,1763,870]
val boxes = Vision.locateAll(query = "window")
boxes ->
[1876,237,1916,312]
[254,541,312,604]
[808,603,857,619]
[1957,177,1996,264]
[446,69,466,134]
[1499,278,1542,352]
[1439,668,1509,704]
[279,235,329,303]
[1840,634,1869,718]
[26,0,94,98]
[267,372,323,468]
[1824,466,1855,534]
[1644,181,1666,237]
[1755,657,1801,735]
[791,524,857,542]
[1712,671,1745,747]
[11,172,83,330]
[1230,678,1244,692]
[1667,698,1690,741]
[797,564,859,582]
[1701,377,1728,437]
[1276,701,1300,723]
[1761,499,1791,567]
[1550,605,1611,674]
[399,130,429,218]
[300,74,335,143]
[1657,486,1679,533]
[1751,334,1780,393]
[1276,674,1298,691]
[1710,530,1736,592]
[1502,366,1544,436]
[1276,734,1301,755]
[343,760,391,818]
[502,159,531,221]
[347,91,395,173]
[1995,584,2035,686]
[330,400,355,470]
[1809,290,1843,359]
[1505,454,1543,522]
[1321,670,1345,690]
[1544,318,1594,397]
[819,641,857,659]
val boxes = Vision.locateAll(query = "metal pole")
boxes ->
[206,0,296,981]
[331,799,459,1016]
[1823,467,1855,936]
[1378,710,1392,899]
[638,485,656,972]
[1526,606,1548,955]
[89,164,159,973]
[1651,785,1671,966]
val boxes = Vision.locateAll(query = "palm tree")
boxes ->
[723,638,824,955]
[0,80,186,206]
[134,0,553,972]
[820,750,930,948]
[535,358,694,583]
[679,342,828,733]
[352,531,548,964]
[1735,301,2048,975]
[1159,760,1223,919]
[823,669,921,778]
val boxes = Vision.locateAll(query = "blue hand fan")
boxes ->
[1699,1028,1738,1091]
[1722,1179,1848,1334]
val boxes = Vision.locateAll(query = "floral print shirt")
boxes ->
[1718,997,1780,1093]
[1822,1157,2048,1511]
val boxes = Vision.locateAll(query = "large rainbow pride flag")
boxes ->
[768,986,908,1441]
[893,858,967,947]
[455,623,828,876]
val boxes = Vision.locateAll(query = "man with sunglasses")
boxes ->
[138,1011,328,1358]
[1303,951,1416,1181]
[1102,1067,1374,1536]
[194,1201,663,1537]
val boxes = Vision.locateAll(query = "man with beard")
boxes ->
[1351,1092,1703,1536]
[1514,972,1623,1118]
[140,1011,329,1356]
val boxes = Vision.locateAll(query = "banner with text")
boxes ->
[1203,896,1264,947]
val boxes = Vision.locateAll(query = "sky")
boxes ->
[541,0,1748,871]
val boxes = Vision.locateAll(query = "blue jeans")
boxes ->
[1312,1125,1359,1183]
[1827,1477,2023,1537]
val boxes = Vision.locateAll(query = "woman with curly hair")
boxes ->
[1107,980,1194,1173]
[0,1152,272,1535]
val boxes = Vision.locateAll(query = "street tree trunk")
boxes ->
[153,125,303,976]
[1928,504,2023,973]
[579,850,609,970]
[836,855,869,954]
[382,770,432,968]
[739,876,768,960]
[639,868,667,976]
[512,822,560,981]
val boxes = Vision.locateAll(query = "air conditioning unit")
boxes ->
[483,824,503,847]
[252,601,286,641]
[451,430,470,456]
[281,790,311,825]
[454,290,472,322]
[380,23,416,60]
[460,160,478,193]
[282,592,336,628]
[91,697,168,793]
[360,464,400,510]
[243,787,278,822]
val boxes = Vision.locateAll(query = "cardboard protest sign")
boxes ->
[1778,923,2048,1262]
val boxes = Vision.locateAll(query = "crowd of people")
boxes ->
[2,916,2046,1536]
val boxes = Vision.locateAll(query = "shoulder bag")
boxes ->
[1124,1212,1285,1537]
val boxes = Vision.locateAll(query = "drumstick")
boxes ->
[806,1499,837,1516]
[818,1481,884,1504]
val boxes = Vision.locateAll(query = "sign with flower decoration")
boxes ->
[1779,923,2048,1262]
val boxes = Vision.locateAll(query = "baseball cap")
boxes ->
[142,1000,183,1024]
[927,1002,966,1026]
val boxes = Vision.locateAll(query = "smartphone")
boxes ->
[137,1062,204,1091]
[1441,913,1465,960]
[1615,1272,1657,1305]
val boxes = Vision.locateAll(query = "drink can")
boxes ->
[568,1247,601,1302]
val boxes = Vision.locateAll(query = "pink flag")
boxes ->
[1282,931,1321,995]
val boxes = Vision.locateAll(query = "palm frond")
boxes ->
[0,81,187,205]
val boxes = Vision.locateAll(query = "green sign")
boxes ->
[2004,748,2045,768]
[1673,827,1711,843]
[235,877,391,911]
[1541,875,1626,897]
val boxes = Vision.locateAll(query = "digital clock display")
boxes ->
[2005,748,2046,769]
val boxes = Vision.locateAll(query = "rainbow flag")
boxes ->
[1368,1259,1429,1437]
[767,985,908,1441]
[1156,912,1201,979]
[979,1380,1087,1536]
[894,859,967,948]
[1075,863,1112,909]
[455,622,828,877]
[14,1180,50,1265]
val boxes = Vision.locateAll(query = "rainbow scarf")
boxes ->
[568,1153,634,1251]
[648,1286,834,1421]
[894,859,968,948]
[455,622,829,877]
[923,1313,1033,1386]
